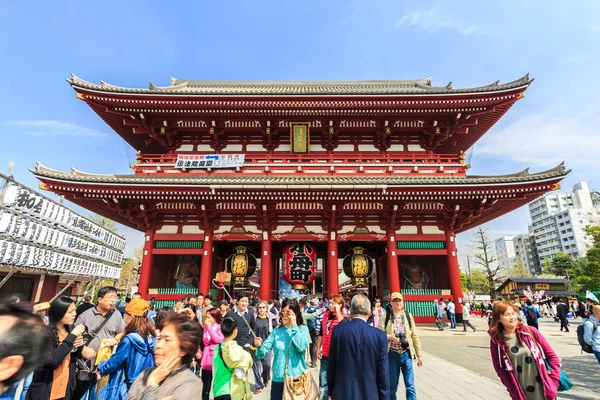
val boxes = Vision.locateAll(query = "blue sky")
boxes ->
[1,1,598,265]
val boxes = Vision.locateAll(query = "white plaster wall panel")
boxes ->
[369,226,386,234]
[182,225,203,234]
[197,144,213,152]
[336,144,355,151]
[214,225,234,234]
[246,144,265,152]
[305,225,327,234]
[422,225,444,234]
[407,144,426,152]
[155,225,178,234]
[397,225,418,234]
[175,144,194,152]
[357,145,378,151]
[279,143,291,152]
[221,144,243,152]
[388,144,404,152]
[311,144,326,152]
[271,225,295,234]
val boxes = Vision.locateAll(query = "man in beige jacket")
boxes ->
[379,292,422,400]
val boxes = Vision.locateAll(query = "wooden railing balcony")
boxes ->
[131,152,468,176]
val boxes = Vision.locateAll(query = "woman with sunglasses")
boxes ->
[254,298,311,400]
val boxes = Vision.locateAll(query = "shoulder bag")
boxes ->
[526,326,573,392]
[282,334,318,400]
[76,309,116,382]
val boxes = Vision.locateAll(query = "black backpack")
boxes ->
[384,306,413,330]
[526,307,538,324]
[577,319,599,354]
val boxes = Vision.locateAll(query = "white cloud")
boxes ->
[394,7,485,35]
[476,112,600,170]
[5,120,109,137]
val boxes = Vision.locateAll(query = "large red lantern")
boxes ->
[282,243,317,290]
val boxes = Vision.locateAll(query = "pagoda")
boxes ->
[32,74,568,321]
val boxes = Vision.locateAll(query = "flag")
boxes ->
[586,290,599,303]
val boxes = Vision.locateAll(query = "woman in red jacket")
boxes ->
[489,301,561,400]
[315,295,348,400]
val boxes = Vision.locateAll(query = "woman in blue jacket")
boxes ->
[97,298,156,400]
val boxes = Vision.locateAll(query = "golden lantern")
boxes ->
[342,246,374,285]
[225,246,257,286]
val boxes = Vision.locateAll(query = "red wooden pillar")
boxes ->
[387,229,401,293]
[199,229,213,296]
[327,233,339,295]
[138,229,154,298]
[260,232,272,301]
[446,230,463,314]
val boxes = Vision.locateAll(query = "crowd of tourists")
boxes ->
[1,287,599,400]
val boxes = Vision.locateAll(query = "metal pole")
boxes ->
[50,279,77,303]
[0,269,18,290]
[467,255,473,291]
[34,273,46,302]
[0,161,14,205]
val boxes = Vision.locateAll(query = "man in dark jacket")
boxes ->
[328,294,389,400]
[556,299,569,332]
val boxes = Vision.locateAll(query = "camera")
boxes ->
[396,332,409,350]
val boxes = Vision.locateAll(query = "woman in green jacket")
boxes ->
[254,298,310,400]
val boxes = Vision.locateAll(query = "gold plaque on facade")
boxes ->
[534,283,550,290]
[290,122,310,154]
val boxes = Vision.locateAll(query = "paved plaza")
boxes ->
[248,316,600,400]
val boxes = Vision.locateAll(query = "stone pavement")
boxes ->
[228,316,600,399]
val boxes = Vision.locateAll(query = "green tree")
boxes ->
[573,226,600,293]
[542,258,553,275]
[460,271,469,291]
[89,213,118,234]
[508,258,532,278]
[550,252,576,278]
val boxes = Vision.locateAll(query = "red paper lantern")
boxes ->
[282,243,317,290]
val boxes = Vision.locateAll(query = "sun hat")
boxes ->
[390,292,403,301]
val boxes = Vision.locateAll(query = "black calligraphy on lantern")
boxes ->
[288,243,314,283]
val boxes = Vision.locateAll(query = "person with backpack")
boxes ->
[524,300,541,330]
[378,292,422,400]
[582,305,600,365]
[96,298,156,400]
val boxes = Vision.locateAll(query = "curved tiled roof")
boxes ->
[68,74,533,96]
[32,162,568,187]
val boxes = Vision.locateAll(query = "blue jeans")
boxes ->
[389,351,416,400]
[595,351,600,365]
[449,312,456,329]
[319,356,329,400]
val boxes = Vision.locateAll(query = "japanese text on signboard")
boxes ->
[175,154,245,169]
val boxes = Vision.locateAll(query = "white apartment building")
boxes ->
[513,232,538,273]
[495,236,516,270]
[529,181,596,262]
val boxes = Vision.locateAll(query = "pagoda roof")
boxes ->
[32,162,569,233]
[69,74,532,96]
[32,162,568,188]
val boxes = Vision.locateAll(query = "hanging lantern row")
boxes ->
[282,243,317,290]
[0,211,122,265]
[343,246,374,286]
[226,246,257,286]
[0,239,120,279]
[2,185,125,250]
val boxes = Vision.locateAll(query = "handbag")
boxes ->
[282,336,319,400]
[75,309,116,382]
[526,326,573,392]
